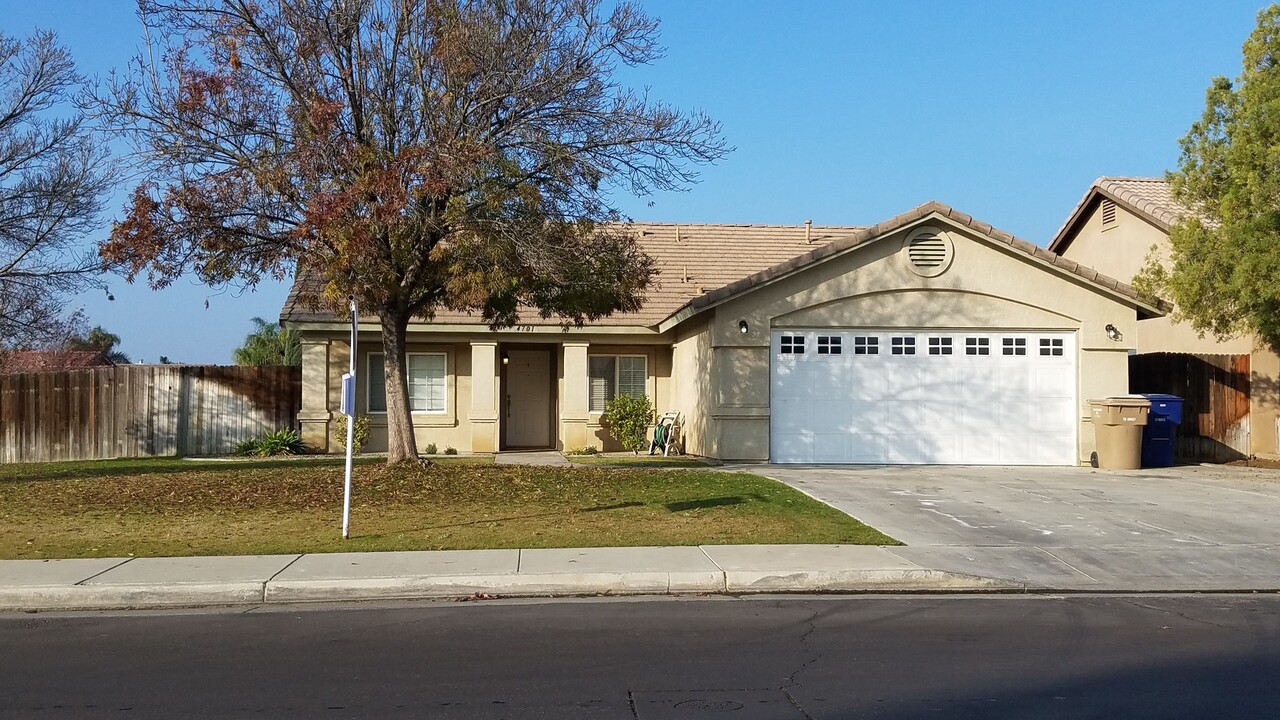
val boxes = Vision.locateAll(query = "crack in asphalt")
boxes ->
[1120,598,1238,631]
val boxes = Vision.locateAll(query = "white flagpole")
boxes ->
[342,296,357,539]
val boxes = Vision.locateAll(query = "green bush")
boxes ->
[331,414,371,454]
[424,442,438,455]
[444,446,458,455]
[602,394,653,454]
[237,428,308,457]
[565,445,599,456]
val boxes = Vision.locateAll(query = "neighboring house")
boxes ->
[0,350,111,375]
[1049,177,1280,458]
[282,201,1160,465]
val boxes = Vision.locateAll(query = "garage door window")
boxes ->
[1002,338,1027,356]
[780,335,805,354]
[890,337,916,355]
[1040,338,1064,356]
[853,336,879,355]
[817,336,842,355]
[965,337,990,355]
[928,337,953,355]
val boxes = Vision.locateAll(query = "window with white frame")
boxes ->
[367,352,447,413]
[588,355,647,412]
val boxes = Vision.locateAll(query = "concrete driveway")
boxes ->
[747,463,1280,590]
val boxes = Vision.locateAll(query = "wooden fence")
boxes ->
[1129,352,1251,462]
[0,365,301,463]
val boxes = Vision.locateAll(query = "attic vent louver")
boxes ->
[1101,198,1117,225]
[903,227,954,277]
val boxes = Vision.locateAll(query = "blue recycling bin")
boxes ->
[1139,394,1184,468]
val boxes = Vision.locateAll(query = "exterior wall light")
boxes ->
[738,320,749,334]
[1104,324,1123,341]
[501,351,510,365]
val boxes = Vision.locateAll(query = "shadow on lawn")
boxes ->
[358,495,773,538]
[0,457,372,483]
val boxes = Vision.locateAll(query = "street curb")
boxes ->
[0,569,1026,612]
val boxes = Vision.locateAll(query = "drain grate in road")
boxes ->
[632,690,804,719]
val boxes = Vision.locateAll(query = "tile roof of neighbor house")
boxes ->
[1048,177,1183,254]
[281,200,1164,329]
[0,350,111,375]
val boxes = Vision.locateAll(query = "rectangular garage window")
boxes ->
[780,335,805,354]
[853,336,879,355]
[965,337,990,356]
[928,337,953,355]
[1002,338,1027,356]
[890,337,916,355]
[817,336,842,355]
[1040,338,1064,356]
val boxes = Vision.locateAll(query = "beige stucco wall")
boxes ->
[671,316,713,457]
[702,215,1142,463]
[1058,200,1280,456]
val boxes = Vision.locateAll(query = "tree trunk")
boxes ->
[380,311,420,464]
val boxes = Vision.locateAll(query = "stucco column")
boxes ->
[561,341,590,451]
[469,341,499,453]
[298,338,332,452]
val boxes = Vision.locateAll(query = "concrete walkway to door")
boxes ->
[744,463,1280,591]
[495,451,571,467]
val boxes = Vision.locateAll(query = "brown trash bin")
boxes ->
[1088,396,1151,470]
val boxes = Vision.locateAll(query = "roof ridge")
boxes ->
[628,220,867,229]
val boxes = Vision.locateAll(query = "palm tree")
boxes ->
[233,317,301,366]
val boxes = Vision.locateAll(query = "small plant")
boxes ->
[602,394,654,454]
[424,442,438,455]
[444,446,458,455]
[565,445,599,456]
[331,414,370,454]
[237,428,308,457]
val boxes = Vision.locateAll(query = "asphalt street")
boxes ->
[3,594,1279,719]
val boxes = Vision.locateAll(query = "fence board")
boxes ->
[0,365,301,463]
[1129,352,1251,462]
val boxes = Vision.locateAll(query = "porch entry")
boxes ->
[502,347,556,449]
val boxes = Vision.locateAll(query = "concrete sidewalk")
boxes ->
[5,540,1280,612]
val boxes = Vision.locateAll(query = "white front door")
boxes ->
[770,329,1078,465]
[505,349,552,448]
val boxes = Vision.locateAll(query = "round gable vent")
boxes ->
[902,227,954,277]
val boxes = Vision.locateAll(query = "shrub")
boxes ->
[331,414,371,454]
[565,445,599,456]
[424,442,438,455]
[237,428,308,457]
[444,446,458,455]
[602,394,653,454]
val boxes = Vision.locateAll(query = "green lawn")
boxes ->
[0,457,896,559]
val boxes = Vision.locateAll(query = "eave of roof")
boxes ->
[1048,177,1179,255]
[656,200,1166,332]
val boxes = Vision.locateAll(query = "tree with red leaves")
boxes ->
[99,0,728,464]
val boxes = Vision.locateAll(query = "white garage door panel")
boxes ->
[770,329,1077,465]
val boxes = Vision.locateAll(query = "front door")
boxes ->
[505,349,552,448]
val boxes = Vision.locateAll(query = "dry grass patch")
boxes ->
[0,458,896,559]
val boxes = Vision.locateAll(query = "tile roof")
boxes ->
[0,350,111,375]
[280,221,865,327]
[282,201,1166,330]
[670,200,1163,326]
[1048,176,1184,253]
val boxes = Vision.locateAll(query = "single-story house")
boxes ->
[1049,177,1280,458]
[281,201,1161,465]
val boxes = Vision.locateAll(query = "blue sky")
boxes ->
[2,0,1268,363]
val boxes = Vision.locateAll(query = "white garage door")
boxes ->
[770,329,1077,465]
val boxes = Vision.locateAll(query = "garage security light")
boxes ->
[1105,324,1122,341]
[738,320,749,334]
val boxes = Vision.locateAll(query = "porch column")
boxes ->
[561,341,590,450]
[469,341,499,453]
[298,338,332,452]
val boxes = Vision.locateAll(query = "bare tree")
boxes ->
[0,30,113,350]
[99,0,729,464]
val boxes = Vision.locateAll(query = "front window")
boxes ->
[367,352,447,413]
[589,355,647,412]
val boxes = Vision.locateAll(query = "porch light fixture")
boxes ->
[1105,324,1122,341]
[501,351,510,365]
[738,320,749,334]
